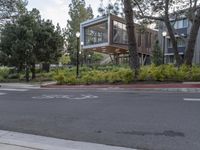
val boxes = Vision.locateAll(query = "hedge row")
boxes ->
[53,64,200,85]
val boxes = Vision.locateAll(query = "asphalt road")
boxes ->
[0,87,200,150]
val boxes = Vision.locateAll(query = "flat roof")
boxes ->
[80,15,108,26]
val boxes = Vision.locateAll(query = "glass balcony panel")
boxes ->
[84,21,108,46]
[113,20,128,44]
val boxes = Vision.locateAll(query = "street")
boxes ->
[0,87,200,150]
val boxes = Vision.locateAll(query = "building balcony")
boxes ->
[167,47,185,53]
[80,14,157,56]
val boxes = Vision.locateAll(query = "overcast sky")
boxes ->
[27,0,113,29]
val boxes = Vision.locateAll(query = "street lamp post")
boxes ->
[88,54,91,65]
[162,31,167,64]
[76,32,80,78]
[80,42,84,66]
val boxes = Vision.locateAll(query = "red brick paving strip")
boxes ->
[41,83,200,89]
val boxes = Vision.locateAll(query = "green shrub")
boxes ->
[54,71,65,85]
[82,74,93,84]
[139,66,151,81]
[64,76,78,84]
[176,65,190,81]
[117,68,133,83]
[0,76,4,82]
[7,73,20,79]
[52,65,200,84]
[150,65,165,81]
[162,64,177,80]
[0,67,10,78]
[191,66,200,81]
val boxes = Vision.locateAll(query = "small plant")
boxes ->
[54,71,65,85]
[0,67,10,81]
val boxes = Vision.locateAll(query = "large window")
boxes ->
[137,32,141,47]
[171,18,188,29]
[167,38,186,48]
[113,20,128,44]
[167,39,173,48]
[177,38,186,47]
[145,32,151,48]
[84,21,108,46]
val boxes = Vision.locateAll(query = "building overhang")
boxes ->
[83,44,128,55]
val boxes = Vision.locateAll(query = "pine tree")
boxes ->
[65,0,93,65]
[152,40,163,66]
[98,0,122,16]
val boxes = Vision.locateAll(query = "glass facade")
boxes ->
[113,20,128,44]
[167,38,186,48]
[84,21,108,46]
[171,18,188,29]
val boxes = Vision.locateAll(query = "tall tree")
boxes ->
[35,20,64,72]
[0,0,27,24]
[152,40,163,66]
[65,0,93,65]
[0,9,64,79]
[135,0,200,66]
[135,0,182,66]
[184,3,200,66]
[98,0,122,16]
[123,0,140,77]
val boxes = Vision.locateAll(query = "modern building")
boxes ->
[159,17,200,64]
[80,14,158,65]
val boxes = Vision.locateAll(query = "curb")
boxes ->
[0,130,137,150]
[40,83,200,93]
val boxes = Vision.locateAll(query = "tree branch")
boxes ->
[137,14,164,21]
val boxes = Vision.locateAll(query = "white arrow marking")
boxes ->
[184,98,200,101]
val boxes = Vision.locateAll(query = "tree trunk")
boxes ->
[163,0,182,66]
[42,63,50,72]
[31,63,36,79]
[165,20,182,66]
[17,63,23,73]
[184,9,200,66]
[123,0,140,78]
[25,65,30,82]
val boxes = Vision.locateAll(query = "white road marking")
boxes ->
[32,94,98,100]
[0,88,28,92]
[184,98,200,101]
[0,92,6,96]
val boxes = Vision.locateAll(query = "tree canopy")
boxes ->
[0,8,64,76]
[0,0,28,25]
[65,0,93,65]
[135,0,200,66]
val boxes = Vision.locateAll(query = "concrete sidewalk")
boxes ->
[0,83,40,89]
[0,130,136,150]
